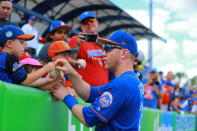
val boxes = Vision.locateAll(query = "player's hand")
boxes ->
[52,87,73,101]
[55,59,76,75]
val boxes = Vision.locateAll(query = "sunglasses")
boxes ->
[81,18,96,25]
[103,44,124,52]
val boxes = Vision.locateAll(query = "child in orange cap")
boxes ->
[0,25,57,87]
[48,40,86,88]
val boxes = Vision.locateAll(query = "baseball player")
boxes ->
[53,30,144,130]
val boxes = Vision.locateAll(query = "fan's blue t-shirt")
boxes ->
[82,71,144,131]
[0,52,27,84]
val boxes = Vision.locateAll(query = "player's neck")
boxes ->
[114,63,133,77]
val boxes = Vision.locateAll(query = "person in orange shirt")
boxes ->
[161,82,174,111]
[68,11,108,86]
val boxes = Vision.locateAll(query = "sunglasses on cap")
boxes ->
[103,44,124,52]
[81,18,96,25]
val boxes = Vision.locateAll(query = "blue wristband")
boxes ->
[63,94,78,110]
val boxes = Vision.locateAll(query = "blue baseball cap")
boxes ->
[150,68,157,73]
[79,11,96,22]
[49,20,72,33]
[0,25,35,47]
[165,81,174,86]
[190,90,197,95]
[28,16,37,21]
[184,94,191,99]
[98,30,138,56]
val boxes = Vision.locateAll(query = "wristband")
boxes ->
[63,94,78,110]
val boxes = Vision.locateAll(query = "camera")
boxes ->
[82,34,97,42]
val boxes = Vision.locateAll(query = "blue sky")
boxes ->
[110,0,197,79]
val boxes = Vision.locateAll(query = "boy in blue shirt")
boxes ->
[0,25,56,86]
[53,30,144,131]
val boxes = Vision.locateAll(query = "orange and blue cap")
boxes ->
[48,40,78,57]
[0,25,35,47]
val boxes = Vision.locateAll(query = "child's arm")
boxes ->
[20,62,55,86]
[28,77,55,87]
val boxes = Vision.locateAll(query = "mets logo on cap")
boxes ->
[99,91,113,108]
[6,31,13,38]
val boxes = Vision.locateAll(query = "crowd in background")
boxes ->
[134,53,197,115]
[0,0,196,116]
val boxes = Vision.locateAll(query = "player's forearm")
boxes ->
[63,94,88,126]
[69,71,91,101]
[71,105,88,126]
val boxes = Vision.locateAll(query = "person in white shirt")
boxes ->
[22,15,42,57]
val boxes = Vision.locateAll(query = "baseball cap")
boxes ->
[98,30,138,56]
[49,20,72,33]
[165,81,174,86]
[150,68,157,73]
[190,90,197,95]
[159,71,163,75]
[21,58,43,67]
[189,98,197,105]
[28,16,37,21]
[79,11,96,22]
[0,25,35,47]
[48,40,78,57]
[184,94,191,99]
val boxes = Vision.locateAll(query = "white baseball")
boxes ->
[50,71,58,78]
[50,70,61,79]
[77,59,86,69]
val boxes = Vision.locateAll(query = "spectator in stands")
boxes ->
[48,40,86,88]
[142,68,162,109]
[21,57,43,73]
[134,50,145,80]
[38,20,72,64]
[170,92,182,112]
[161,81,174,111]
[182,98,197,115]
[0,25,56,87]
[20,57,65,92]
[158,71,165,85]
[0,0,14,28]
[22,16,41,57]
[164,71,174,84]
[68,11,108,86]
[18,41,32,60]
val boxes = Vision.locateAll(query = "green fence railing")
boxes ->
[0,81,196,131]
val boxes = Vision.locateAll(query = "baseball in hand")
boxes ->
[77,59,86,69]
[50,70,61,79]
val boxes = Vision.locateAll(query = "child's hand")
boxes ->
[45,62,56,72]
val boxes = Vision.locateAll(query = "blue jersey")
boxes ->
[0,52,27,84]
[82,71,144,131]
